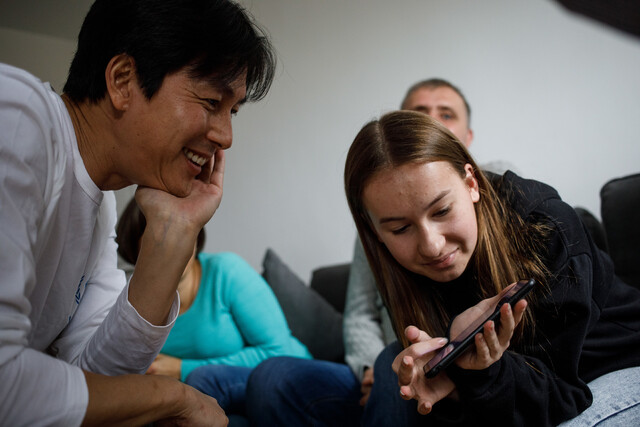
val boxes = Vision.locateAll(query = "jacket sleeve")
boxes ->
[440,198,599,427]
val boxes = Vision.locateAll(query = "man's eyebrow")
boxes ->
[436,106,456,115]
[378,190,450,224]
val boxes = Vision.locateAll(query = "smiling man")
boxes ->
[0,0,274,425]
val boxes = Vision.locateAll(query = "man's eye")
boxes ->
[441,113,453,120]
[206,99,220,109]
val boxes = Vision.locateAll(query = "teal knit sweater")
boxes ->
[161,252,311,381]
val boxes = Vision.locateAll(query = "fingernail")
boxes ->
[438,338,448,346]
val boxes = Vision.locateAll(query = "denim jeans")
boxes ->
[558,366,640,426]
[184,364,252,416]
[363,341,424,426]
[245,357,363,426]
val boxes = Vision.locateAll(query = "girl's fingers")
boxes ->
[396,355,415,386]
[474,332,492,363]
[512,299,528,325]
[497,303,515,344]
[417,400,433,415]
[399,385,413,400]
[404,325,433,344]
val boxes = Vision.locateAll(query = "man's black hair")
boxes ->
[63,0,275,103]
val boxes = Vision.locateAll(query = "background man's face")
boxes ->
[403,86,473,147]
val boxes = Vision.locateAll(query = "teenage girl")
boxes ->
[343,110,640,426]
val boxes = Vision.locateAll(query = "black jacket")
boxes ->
[431,171,640,426]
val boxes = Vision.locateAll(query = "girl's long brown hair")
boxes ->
[344,111,548,347]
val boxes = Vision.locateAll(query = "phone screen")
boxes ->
[423,278,535,378]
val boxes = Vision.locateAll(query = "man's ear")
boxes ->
[464,163,480,203]
[464,128,474,148]
[105,54,137,111]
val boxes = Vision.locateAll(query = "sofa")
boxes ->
[262,172,640,366]
[261,249,350,363]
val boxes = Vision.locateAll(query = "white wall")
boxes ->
[2,0,640,282]
[0,27,75,92]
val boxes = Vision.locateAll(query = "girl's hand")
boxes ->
[450,285,528,371]
[392,326,454,414]
[359,367,375,406]
[146,353,182,380]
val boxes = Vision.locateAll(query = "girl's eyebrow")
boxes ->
[378,190,450,224]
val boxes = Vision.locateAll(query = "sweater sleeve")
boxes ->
[343,238,389,381]
[180,253,311,381]
[437,198,599,427]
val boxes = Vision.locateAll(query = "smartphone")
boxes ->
[423,278,535,379]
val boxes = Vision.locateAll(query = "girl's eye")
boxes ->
[434,207,450,217]
[391,225,409,235]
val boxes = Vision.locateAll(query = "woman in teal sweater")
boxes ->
[116,198,311,421]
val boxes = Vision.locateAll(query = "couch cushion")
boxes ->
[310,263,351,313]
[261,249,344,362]
[600,173,640,289]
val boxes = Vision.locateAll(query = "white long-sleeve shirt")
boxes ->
[0,63,178,426]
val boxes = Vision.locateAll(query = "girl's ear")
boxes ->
[464,163,480,203]
[105,54,137,111]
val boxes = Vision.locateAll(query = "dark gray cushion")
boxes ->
[310,263,351,313]
[261,249,344,362]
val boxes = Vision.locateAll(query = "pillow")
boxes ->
[262,248,344,362]
[310,263,351,313]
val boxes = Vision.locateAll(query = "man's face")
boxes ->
[402,86,473,147]
[120,68,247,197]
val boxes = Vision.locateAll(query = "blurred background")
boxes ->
[2,0,639,281]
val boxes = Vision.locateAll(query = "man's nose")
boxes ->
[207,115,233,150]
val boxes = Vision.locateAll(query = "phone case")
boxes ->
[423,278,535,379]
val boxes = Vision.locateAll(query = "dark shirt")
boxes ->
[431,171,640,427]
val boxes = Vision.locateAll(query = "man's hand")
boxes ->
[136,149,226,237]
[392,327,452,415]
[129,150,226,325]
[83,372,228,426]
[146,353,182,380]
[155,383,228,427]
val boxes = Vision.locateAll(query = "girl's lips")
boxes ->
[426,249,457,269]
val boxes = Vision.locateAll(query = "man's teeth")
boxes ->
[183,148,207,166]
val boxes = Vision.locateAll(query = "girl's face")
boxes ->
[363,161,480,283]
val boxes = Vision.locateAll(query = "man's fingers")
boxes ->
[210,149,225,187]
